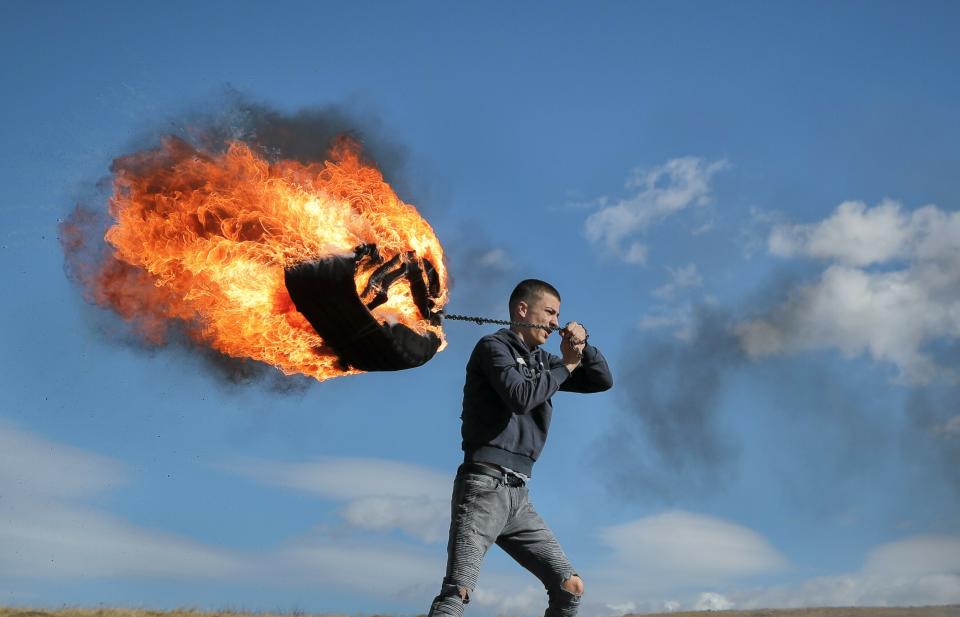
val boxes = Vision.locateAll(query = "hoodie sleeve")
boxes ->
[477,337,572,414]
[550,343,614,393]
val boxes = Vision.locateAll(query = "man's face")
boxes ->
[519,292,560,347]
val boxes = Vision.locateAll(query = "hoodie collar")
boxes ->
[498,327,536,353]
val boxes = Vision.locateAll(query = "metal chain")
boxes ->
[439,311,556,332]
[439,311,589,343]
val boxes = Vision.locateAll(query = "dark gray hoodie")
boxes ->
[460,328,613,476]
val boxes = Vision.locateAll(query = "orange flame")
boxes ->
[79,136,447,381]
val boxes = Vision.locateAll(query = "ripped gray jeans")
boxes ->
[428,464,580,617]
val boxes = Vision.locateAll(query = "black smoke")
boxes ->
[594,306,744,501]
[200,94,415,198]
[442,224,519,319]
[594,269,959,517]
[906,381,960,493]
[60,94,415,392]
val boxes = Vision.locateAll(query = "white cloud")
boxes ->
[769,200,916,266]
[740,200,960,384]
[636,265,705,340]
[0,499,245,580]
[471,584,545,616]
[740,206,788,259]
[605,600,638,615]
[224,456,451,543]
[224,456,449,500]
[653,264,703,299]
[583,533,960,615]
[584,157,728,263]
[638,311,689,332]
[574,511,786,616]
[737,264,947,382]
[0,423,446,602]
[863,534,960,576]
[638,306,696,341]
[935,414,960,437]
[265,536,440,591]
[8,420,956,615]
[623,242,649,265]
[477,248,515,271]
[596,511,787,580]
[0,420,245,580]
[341,495,449,543]
[0,420,127,499]
[694,592,735,610]
[769,199,960,267]
[732,570,960,609]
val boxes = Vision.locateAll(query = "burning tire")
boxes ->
[284,245,442,372]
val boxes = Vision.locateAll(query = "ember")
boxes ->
[64,135,448,381]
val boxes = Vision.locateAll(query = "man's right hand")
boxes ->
[560,326,584,373]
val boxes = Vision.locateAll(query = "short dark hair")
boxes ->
[509,279,561,318]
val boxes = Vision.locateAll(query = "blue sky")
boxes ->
[2,1,959,615]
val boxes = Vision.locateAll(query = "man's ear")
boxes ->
[515,300,528,319]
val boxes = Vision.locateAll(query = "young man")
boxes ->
[428,279,613,617]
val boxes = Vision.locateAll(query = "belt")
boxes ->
[459,462,526,487]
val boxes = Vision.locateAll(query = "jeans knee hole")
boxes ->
[441,583,470,604]
[562,574,584,597]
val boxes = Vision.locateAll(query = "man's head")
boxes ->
[508,279,561,348]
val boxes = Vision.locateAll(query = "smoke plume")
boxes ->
[595,200,960,516]
[59,95,414,390]
[905,382,960,492]
[595,306,744,501]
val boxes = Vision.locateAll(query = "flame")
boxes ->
[81,135,447,381]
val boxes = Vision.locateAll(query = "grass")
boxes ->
[0,607,956,617]
[626,609,960,617]
[0,610,346,617]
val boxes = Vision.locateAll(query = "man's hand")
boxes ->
[561,321,587,346]
[560,321,587,372]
